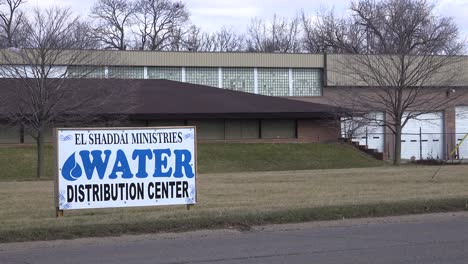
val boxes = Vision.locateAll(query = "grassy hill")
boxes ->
[197,143,384,173]
[0,143,384,180]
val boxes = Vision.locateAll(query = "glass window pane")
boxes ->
[187,120,224,140]
[108,66,144,79]
[292,68,322,96]
[147,67,182,81]
[222,68,255,93]
[261,120,296,139]
[186,67,219,87]
[67,66,105,78]
[225,120,259,139]
[258,68,289,96]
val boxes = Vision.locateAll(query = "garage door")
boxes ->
[341,112,385,152]
[455,106,468,159]
[401,112,444,160]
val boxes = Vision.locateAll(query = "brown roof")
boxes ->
[0,78,344,119]
[130,79,342,119]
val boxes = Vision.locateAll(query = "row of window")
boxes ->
[67,66,322,96]
[0,119,297,143]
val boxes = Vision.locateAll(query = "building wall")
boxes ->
[0,123,20,144]
[297,119,340,142]
[67,66,323,97]
[261,119,295,139]
[5,51,468,158]
[293,86,468,159]
[225,120,259,139]
[0,118,335,144]
[326,54,468,87]
[5,50,468,87]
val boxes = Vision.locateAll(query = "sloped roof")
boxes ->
[130,79,342,119]
[0,78,344,119]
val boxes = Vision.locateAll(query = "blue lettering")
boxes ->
[153,149,172,177]
[174,149,194,178]
[109,149,134,179]
[132,149,152,178]
[63,148,196,181]
[79,150,111,180]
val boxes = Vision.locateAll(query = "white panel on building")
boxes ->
[49,66,67,78]
[341,112,385,152]
[0,65,67,78]
[401,112,444,160]
[455,106,468,159]
[0,65,34,78]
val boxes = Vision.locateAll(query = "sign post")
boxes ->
[54,127,197,216]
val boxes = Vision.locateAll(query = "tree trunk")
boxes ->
[393,125,402,166]
[36,128,46,179]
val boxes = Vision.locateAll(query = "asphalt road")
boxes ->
[1,212,468,264]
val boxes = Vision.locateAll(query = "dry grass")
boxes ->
[0,165,467,242]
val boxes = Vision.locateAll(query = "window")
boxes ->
[222,68,255,93]
[258,68,289,96]
[187,120,225,140]
[67,66,105,78]
[261,120,296,139]
[292,68,322,96]
[225,120,260,139]
[148,67,182,81]
[108,66,144,79]
[185,67,219,87]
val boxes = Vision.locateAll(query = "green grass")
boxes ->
[0,145,54,181]
[0,143,383,180]
[198,143,383,173]
[1,166,468,242]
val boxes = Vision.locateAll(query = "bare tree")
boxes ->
[163,26,185,51]
[0,7,126,178]
[172,25,210,51]
[325,0,465,164]
[301,8,366,53]
[90,0,136,50]
[0,0,27,47]
[133,0,189,51]
[246,14,301,53]
[211,27,245,52]
[177,26,244,52]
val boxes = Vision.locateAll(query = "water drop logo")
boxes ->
[62,152,83,181]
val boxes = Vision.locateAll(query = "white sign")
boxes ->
[55,127,196,210]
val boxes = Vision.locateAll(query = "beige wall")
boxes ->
[326,54,468,87]
[5,50,468,87]
[0,49,324,68]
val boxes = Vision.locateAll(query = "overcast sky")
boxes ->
[26,0,468,37]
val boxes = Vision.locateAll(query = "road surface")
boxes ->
[1,212,468,263]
